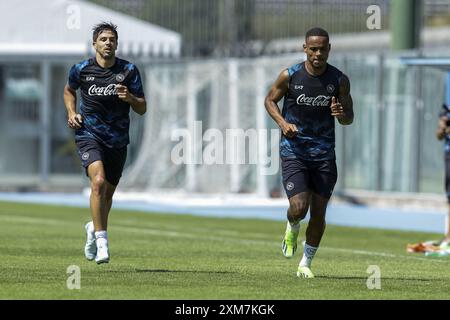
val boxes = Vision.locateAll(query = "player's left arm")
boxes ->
[117,65,147,115]
[116,84,147,115]
[331,73,354,125]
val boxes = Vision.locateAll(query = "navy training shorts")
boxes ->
[76,138,127,186]
[281,157,337,199]
[446,153,450,203]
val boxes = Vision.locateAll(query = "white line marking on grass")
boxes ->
[113,225,197,239]
[1,214,448,264]
[114,224,450,264]
[0,215,66,226]
[321,247,396,257]
[116,218,269,239]
[320,246,448,263]
[112,225,275,246]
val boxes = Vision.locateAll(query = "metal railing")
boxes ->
[86,0,450,57]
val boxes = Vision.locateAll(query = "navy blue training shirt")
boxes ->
[280,61,343,161]
[439,103,450,155]
[68,57,145,148]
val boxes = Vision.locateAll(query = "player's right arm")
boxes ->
[63,84,83,129]
[264,69,298,138]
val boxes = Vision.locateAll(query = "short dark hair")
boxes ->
[305,27,329,41]
[92,22,118,42]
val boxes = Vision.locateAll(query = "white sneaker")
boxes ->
[95,241,110,264]
[84,221,96,261]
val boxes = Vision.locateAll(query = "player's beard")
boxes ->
[100,45,115,60]
[102,50,114,60]
[311,58,325,69]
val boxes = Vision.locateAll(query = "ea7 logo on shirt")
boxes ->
[294,84,303,90]
[86,76,95,81]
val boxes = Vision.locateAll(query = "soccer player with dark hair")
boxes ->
[63,22,147,264]
[436,103,450,249]
[264,27,354,278]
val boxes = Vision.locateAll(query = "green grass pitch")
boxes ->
[0,201,449,299]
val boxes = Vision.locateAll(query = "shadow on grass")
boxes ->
[317,275,437,282]
[134,269,236,274]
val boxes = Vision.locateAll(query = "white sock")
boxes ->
[287,220,300,233]
[299,243,318,268]
[95,231,108,247]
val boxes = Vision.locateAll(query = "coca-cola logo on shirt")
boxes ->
[296,94,331,107]
[88,84,118,96]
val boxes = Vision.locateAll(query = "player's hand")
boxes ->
[67,113,83,129]
[330,97,345,119]
[116,84,133,103]
[280,122,298,138]
[438,116,449,131]
[437,116,450,134]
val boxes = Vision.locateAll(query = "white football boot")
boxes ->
[95,240,110,264]
[84,221,96,261]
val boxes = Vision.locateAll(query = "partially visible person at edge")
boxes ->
[436,103,450,249]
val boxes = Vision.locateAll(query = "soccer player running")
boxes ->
[264,27,353,278]
[63,22,147,264]
[436,103,450,249]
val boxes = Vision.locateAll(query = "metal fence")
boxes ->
[87,0,450,56]
[0,50,447,195]
[1,0,449,196]
[115,51,446,196]
[331,52,446,194]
